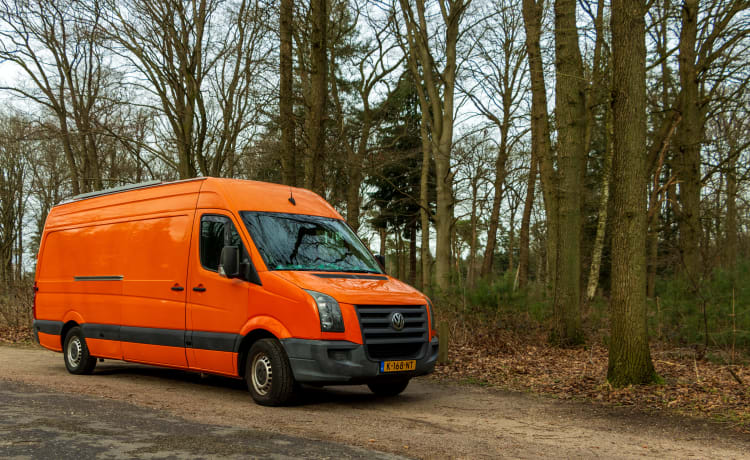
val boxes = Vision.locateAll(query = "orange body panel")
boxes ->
[86,337,122,359]
[38,331,61,351]
[34,177,434,380]
[190,350,238,376]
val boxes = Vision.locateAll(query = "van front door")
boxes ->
[185,211,249,375]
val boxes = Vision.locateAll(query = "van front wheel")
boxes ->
[245,338,297,406]
[63,327,97,375]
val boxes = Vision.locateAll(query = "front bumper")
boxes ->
[281,337,439,384]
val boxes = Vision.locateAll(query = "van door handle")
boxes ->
[192,285,206,292]
[171,285,184,292]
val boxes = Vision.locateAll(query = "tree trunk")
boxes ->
[304,0,327,195]
[725,153,738,270]
[607,0,657,386]
[409,220,417,286]
[396,229,403,280]
[481,146,509,277]
[586,106,613,301]
[379,226,387,261]
[419,126,432,292]
[676,0,702,284]
[508,205,516,274]
[434,141,454,288]
[518,153,537,288]
[522,0,557,298]
[646,224,659,298]
[552,0,586,345]
[467,181,479,288]
[279,0,296,186]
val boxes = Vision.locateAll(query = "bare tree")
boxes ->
[550,0,588,344]
[330,4,403,232]
[100,0,273,179]
[0,114,30,283]
[608,0,657,386]
[395,0,472,289]
[0,0,120,194]
[521,0,556,293]
[461,0,529,279]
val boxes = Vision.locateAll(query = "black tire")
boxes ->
[245,338,297,406]
[367,379,410,397]
[63,326,97,375]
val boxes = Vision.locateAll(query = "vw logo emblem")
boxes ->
[391,312,405,331]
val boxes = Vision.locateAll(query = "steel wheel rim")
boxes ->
[67,336,82,368]
[251,353,273,396]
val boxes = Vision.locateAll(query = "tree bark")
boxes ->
[468,179,480,288]
[304,0,327,195]
[409,220,417,286]
[586,106,613,301]
[518,152,537,288]
[434,140,454,288]
[481,146,509,278]
[675,0,702,284]
[508,203,517,274]
[725,146,738,270]
[552,0,586,345]
[419,125,432,292]
[379,226,387,260]
[521,0,557,298]
[607,0,657,386]
[279,0,296,186]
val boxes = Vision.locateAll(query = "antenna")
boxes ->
[288,186,296,205]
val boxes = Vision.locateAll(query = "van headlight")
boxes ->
[426,297,436,329]
[305,290,345,332]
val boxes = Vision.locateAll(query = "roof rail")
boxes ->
[60,177,206,204]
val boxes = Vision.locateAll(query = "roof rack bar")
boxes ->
[59,177,209,204]
[63,180,162,204]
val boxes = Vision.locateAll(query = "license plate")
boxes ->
[380,360,416,373]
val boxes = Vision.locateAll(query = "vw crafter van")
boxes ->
[32,178,438,405]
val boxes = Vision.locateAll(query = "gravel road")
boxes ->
[1,344,748,459]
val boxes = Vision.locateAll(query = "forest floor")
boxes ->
[431,326,750,434]
[2,323,749,437]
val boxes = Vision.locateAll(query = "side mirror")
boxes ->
[375,254,386,272]
[219,246,240,279]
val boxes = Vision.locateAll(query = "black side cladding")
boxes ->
[33,320,241,353]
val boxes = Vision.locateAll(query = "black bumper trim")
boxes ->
[281,337,439,384]
[33,320,63,335]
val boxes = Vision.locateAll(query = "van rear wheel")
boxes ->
[245,338,297,406]
[63,327,97,375]
[368,379,410,397]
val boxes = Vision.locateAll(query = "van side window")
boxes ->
[200,215,248,272]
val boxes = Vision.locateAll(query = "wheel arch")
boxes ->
[236,329,278,378]
[60,320,80,349]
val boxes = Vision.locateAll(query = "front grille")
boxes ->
[355,304,428,360]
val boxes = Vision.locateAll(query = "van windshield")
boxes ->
[240,212,382,273]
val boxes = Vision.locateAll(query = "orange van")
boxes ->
[32,178,438,405]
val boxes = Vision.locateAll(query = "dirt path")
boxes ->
[1,344,748,459]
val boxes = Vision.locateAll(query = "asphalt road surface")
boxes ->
[0,379,403,459]
[1,344,748,459]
